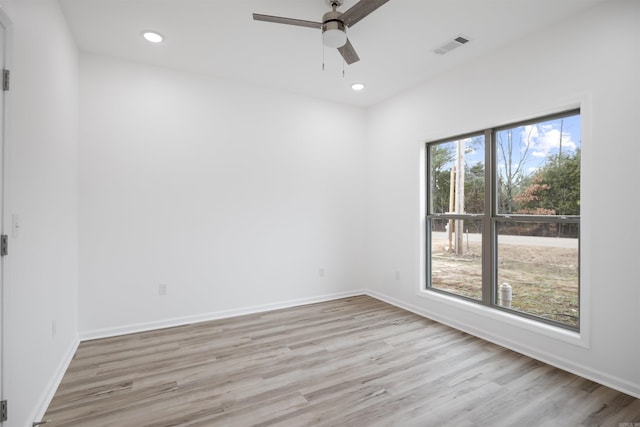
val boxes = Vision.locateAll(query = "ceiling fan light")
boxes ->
[322,21,347,48]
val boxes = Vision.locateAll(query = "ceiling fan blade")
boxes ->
[340,0,390,28]
[252,13,322,29]
[337,39,360,65]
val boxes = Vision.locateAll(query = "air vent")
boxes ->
[434,35,471,55]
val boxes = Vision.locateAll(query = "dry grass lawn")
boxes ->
[431,238,579,327]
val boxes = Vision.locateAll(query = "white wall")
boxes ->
[366,0,640,397]
[78,55,367,336]
[1,0,637,423]
[0,0,79,425]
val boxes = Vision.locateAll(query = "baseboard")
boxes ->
[30,334,80,424]
[80,289,367,341]
[76,287,639,401]
[365,289,640,399]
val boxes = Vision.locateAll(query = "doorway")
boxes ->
[0,7,10,425]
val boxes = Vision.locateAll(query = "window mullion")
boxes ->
[482,129,494,305]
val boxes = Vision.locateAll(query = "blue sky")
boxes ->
[461,114,581,177]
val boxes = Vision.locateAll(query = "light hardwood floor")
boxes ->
[44,296,639,426]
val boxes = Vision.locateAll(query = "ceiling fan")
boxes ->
[253,0,390,65]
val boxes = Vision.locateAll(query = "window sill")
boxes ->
[416,289,589,349]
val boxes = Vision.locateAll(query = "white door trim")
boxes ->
[0,6,12,425]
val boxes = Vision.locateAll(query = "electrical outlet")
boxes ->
[319,268,325,278]
[52,320,57,337]
[395,270,401,281]
[159,283,168,296]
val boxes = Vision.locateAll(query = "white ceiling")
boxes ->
[59,0,607,107]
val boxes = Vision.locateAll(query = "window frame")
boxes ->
[425,109,581,332]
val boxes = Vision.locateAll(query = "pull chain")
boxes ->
[322,39,325,71]
[342,26,347,77]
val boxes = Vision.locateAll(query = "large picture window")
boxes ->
[426,110,580,330]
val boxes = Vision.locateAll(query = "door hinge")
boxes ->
[2,69,9,91]
[1,234,8,256]
[1,400,7,422]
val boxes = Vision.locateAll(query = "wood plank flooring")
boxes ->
[44,296,640,426]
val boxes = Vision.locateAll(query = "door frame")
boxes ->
[0,6,12,424]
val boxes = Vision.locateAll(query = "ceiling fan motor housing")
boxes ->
[322,10,347,48]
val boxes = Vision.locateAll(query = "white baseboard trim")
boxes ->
[74,288,639,401]
[30,334,80,425]
[365,289,640,399]
[80,290,367,341]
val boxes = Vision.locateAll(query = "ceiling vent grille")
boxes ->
[434,35,470,55]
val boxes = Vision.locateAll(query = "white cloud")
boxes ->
[520,123,578,158]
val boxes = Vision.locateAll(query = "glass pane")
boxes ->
[430,218,483,300]
[429,135,485,215]
[496,113,580,215]
[496,221,579,328]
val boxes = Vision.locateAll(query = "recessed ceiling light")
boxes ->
[143,31,164,43]
[351,83,365,91]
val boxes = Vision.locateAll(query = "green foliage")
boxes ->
[430,140,579,219]
[465,161,485,214]
[430,143,454,214]
[515,149,580,216]
[430,137,485,215]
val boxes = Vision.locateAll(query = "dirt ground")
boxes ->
[430,238,579,327]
